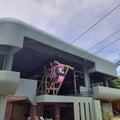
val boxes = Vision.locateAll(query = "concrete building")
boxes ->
[0,18,119,120]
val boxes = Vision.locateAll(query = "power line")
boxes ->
[86,37,120,59]
[88,29,120,51]
[64,2,120,50]
[95,37,120,53]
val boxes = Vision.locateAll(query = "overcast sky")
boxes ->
[0,0,120,75]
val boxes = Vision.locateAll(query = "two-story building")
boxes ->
[0,18,119,120]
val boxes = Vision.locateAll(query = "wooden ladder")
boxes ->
[73,70,84,95]
[37,70,49,94]
[47,65,73,95]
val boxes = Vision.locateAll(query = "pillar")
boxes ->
[2,47,20,70]
[4,102,13,120]
[2,53,13,70]
[55,104,60,120]
[36,104,44,118]
[0,96,7,120]
[30,105,37,120]
[94,100,103,120]
[74,102,80,120]
[83,60,90,90]
[109,101,113,115]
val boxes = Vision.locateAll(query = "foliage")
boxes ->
[102,107,113,120]
[109,77,120,89]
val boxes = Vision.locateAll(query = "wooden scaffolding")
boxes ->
[37,62,84,95]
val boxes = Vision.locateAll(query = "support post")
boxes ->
[36,104,44,118]
[83,60,90,91]
[74,102,80,120]
[93,100,102,120]
[30,105,37,120]
[73,70,77,95]
[2,53,13,70]
[55,104,60,120]
[0,96,7,120]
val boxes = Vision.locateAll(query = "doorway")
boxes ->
[5,100,31,120]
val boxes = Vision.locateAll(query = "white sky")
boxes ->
[0,0,120,75]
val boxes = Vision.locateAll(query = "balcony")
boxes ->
[93,86,120,101]
[0,70,20,95]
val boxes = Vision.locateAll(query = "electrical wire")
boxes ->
[88,29,120,51]
[86,37,120,59]
[64,2,120,50]
[94,37,120,54]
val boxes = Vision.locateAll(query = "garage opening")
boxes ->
[5,100,31,120]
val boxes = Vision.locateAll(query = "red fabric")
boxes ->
[55,76,65,83]
[50,64,65,83]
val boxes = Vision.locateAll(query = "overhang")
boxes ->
[0,17,117,77]
[93,86,120,101]
[0,70,20,95]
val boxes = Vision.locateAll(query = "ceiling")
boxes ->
[12,37,94,78]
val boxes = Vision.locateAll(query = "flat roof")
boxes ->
[0,17,113,63]
[0,17,117,77]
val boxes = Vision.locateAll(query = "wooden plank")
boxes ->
[73,70,77,95]
[46,63,74,95]
[56,83,63,95]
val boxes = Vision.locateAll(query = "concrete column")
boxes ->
[2,47,20,70]
[109,101,113,115]
[0,96,7,120]
[55,104,60,120]
[3,53,13,70]
[73,102,80,120]
[94,100,102,120]
[105,79,109,87]
[83,61,90,90]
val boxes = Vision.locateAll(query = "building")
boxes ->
[0,18,119,120]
